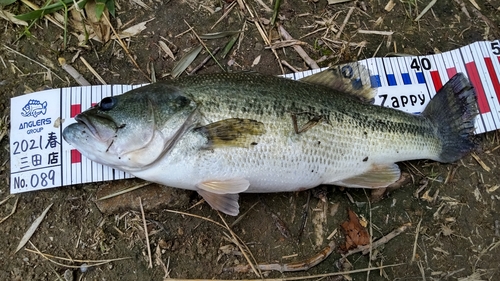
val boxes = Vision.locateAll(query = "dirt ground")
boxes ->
[1,0,500,280]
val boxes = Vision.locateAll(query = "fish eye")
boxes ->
[99,97,117,111]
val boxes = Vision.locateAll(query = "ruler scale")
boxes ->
[9,40,500,193]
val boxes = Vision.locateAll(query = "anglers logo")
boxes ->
[21,99,48,118]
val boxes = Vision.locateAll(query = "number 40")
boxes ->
[410,58,432,71]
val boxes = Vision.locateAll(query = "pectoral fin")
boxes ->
[197,190,240,216]
[331,164,401,189]
[195,118,265,149]
[300,62,375,103]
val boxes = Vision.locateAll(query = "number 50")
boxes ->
[492,41,500,55]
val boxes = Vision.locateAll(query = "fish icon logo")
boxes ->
[21,100,48,118]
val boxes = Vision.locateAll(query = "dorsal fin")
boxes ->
[300,62,375,103]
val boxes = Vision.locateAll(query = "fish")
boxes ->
[62,69,478,216]
[21,99,47,118]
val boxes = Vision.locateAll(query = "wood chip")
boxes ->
[471,153,491,172]
[384,0,396,12]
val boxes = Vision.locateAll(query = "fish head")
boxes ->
[62,83,197,171]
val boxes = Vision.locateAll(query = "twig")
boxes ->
[280,60,300,72]
[79,57,107,85]
[0,197,19,224]
[241,0,284,73]
[414,0,437,21]
[267,40,307,50]
[139,197,153,268]
[189,47,221,75]
[365,190,373,281]
[412,218,422,262]
[26,242,131,268]
[343,223,411,256]
[184,20,225,72]
[227,241,336,273]
[336,6,355,39]
[469,4,500,37]
[102,13,150,81]
[97,182,153,201]
[320,37,367,48]
[357,30,394,36]
[278,25,319,69]
[471,153,491,172]
[211,1,237,30]
[255,0,272,12]
[2,44,64,82]
[165,209,226,228]
[58,57,90,86]
[166,263,404,281]
[19,0,64,29]
[218,212,261,277]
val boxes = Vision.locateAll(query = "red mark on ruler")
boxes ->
[70,104,81,118]
[430,70,443,91]
[485,57,500,103]
[465,61,490,114]
[446,67,457,79]
[71,149,81,164]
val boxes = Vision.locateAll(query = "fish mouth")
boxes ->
[74,113,117,143]
[74,114,97,138]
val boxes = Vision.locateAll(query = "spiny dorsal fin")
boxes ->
[195,118,265,149]
[300,62,375,103]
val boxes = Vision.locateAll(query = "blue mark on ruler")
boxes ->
[370,75,381,88]
[402,73,412,85]
[387,74,397,86]
[416,72,426,84]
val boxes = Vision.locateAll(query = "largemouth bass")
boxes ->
[62,71,477,215]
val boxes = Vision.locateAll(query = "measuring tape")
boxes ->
[9,40,500,194]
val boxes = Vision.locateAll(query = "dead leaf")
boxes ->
[171,45,202,78]
[340,208,370,252]
[158,41,175,60]
[15,203,53,253]
[0,9,28,26]
[251,55,261,67]
[112,19,154,39]
[85,1,111,42]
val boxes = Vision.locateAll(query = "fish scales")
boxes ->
[137,73,440,191]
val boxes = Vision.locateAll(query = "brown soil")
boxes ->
[1,0,499,280]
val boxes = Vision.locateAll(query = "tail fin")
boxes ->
[422,73,478,163]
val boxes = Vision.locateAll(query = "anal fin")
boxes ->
[197,190,240,216]
[196,178,249,216]
[331,164,401,189]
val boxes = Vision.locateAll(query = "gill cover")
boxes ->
[63,83,197,170]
